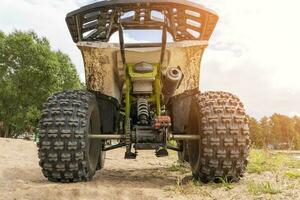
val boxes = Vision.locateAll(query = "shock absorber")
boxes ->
[137,98,149,125]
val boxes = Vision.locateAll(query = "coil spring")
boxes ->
[137,98,149,124]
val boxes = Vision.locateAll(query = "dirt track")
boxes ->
[0,138,185,200]
[0,138,299,200]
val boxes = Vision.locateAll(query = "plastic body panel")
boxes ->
[78,41,207,101]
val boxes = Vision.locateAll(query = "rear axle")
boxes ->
[88,134,200,140]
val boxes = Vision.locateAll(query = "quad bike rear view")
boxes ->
[38,0,250,183]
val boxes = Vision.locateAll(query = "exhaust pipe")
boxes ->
[162,67,183,103]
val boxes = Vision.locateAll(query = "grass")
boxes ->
[247,181,281,195]
[170,149,299,175]
[168,164,182,172]
[247,149,300,174]
[165,179,214,198]
[165,149,300,198]
[216,177,234,190]
[285,170,300,179]
[168,163,190,174]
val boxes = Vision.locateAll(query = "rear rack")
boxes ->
[66,0,218,43]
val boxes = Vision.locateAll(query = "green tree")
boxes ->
[248,114,300,150]
[270,114,296,149]
[249,117,264,148]
[293,116,300,149]
[0,30,81,137]
[260,116,271,147]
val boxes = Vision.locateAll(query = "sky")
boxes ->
[0,0,300,119]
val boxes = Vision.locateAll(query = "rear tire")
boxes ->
[187,91,250,182]
[38,90,105,182]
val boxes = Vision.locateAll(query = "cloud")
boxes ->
[0,0,299,118]
[200,48,300,118]
[197,0,300,118]
[200,0,300,75]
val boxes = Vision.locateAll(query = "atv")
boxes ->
[38,0,250,183]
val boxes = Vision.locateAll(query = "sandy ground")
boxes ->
[0,138,182,200]
[0,138,299,200]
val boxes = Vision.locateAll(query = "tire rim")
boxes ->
[88,108,100,171]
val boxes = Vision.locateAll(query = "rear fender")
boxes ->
[92,91,120,134]
[168,89,200,133]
